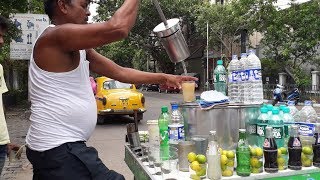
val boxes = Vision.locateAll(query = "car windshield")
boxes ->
[103,80,131,89]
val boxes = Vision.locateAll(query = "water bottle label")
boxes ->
[272,127,284,139]
[169,125,184,140]
[214,74,226,83]
[239,70,246,82]
[257,124,267,137]
[232,71,238,82]
[245,70,250,81]
[298,122,315,137]
[247,124,257,135]
[247,68,262,82]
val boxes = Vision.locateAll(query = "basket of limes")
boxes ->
[188,152,207,180]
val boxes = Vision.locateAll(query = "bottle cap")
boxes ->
[283,107,290,113]
[241,53,247,58]
[267,104,273,111]
[217,60,223,65]
[272,107,279,114]
[239,129,246,133]
[279,104,286,110]
[232,55,238,60]
[248,49,256,55]
[161,106,168,113]
[260,107,268,113]
[171,104,179,110]
[304,100,312,106]
[287,101,295,106]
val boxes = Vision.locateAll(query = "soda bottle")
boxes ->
[168,104,184,148]
[283,107,295,141]
[214,60,227,95]
[279,104,286,118]
[263,126,278,173]
[246,49,263,104]
[236,129,251,176]
[269,107,284,148]
[313,123,320,167]
[267,104,273,117]
[227,55,240,103]
[207,131,222,180]
[288,125,302,170]
[238,53,247,103]
[287,100,300,122]
[257,107,269,148]
[246,107,258,147]
[158,106,170,160]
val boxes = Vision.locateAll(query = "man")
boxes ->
[26,0,197,179]
[0,15,20,176]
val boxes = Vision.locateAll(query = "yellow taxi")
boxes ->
[95,76,146,124]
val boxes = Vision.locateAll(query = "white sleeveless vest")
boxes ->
[26,25,97,151]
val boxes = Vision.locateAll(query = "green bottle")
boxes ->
[158,106,170,160]
[236,129,251,176]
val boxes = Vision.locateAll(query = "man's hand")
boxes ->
[163,74,198,89]
[6,143,21,157]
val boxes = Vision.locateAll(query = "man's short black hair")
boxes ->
[0,15,8,32]
[44,0,72,20]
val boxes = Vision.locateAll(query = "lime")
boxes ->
[302,146,313,155]
[280,147,288,155]
[188,152,197,163]
[255,147,263,157]
[226,160,234,167]
[218,148,223,153]
[301,153,308,162]
[190,174,201,180]
[221,155,228,165]
[250,148,256,156]
[256,161,263,168]
[251,168,261,174]
[222,150,227,156]
[196,167,206,176]
[190,161,201,171]
[279,165,285,170]
[250,158,259,168]
[302,159,312,167]
[277,157,285,166]
[222,169,233,177]
[196,154,207,164]
[221,165,227,171]
[277,149,282,157]
[226,151,235,159]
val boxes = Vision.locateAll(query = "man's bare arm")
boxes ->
[86,49,198,88]
[43,0,139,51]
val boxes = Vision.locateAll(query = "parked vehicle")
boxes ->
[145,83,160,91]
[272,85,300,105]
[158,84,180,93]
[95,77,146,124]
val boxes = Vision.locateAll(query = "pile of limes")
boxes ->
[249,146,263,173]
[277,147,288,170]
[188,152,207,179]
[301,146,313,167]
[219,148,235,177]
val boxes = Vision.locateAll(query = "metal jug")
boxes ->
[152,0,190,63]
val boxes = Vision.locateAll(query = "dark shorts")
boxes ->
[0,144,7,175]
[26,142,125,180]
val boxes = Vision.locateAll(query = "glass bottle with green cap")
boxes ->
[213,59,227,95]
[158,106,170,160]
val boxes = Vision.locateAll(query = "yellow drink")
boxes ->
[182,81,195,102]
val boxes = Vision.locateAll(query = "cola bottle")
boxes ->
[313,123,320,167]
[263,126,278,173]
[288,125,302,170]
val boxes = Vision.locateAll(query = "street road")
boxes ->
[87,91,183,179]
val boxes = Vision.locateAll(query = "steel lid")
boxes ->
[153,18,180,37]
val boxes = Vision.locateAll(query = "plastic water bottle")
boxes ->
[287,100,300,122]
[238,53,247,103]
[267,104,273,117]
[279,104,286,119]
[236,129,251,176]
[158,106,170,160]
[206,131,222,179]
[299,100,317,123]
[269,107,284,148]
[168,104,185,148]
[283,107,295,139]
[257,107,269,148]
[298,100,316,167]
[246,49,263,104]
[227,55,240,103]
[214,60,227,95]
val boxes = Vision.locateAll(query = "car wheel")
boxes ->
[97,115,105,125]
[137,113,143,121]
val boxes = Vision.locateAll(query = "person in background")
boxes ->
[26,0,197,180]
[89,76,97,94]
[0,15,21,176]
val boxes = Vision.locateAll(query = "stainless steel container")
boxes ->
[178,102,260,150]
[153,18,190,63]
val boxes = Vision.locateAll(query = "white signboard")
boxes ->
[10,13,49,60]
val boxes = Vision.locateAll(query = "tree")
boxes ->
[95,0,203,74]
[255,0,320,86]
